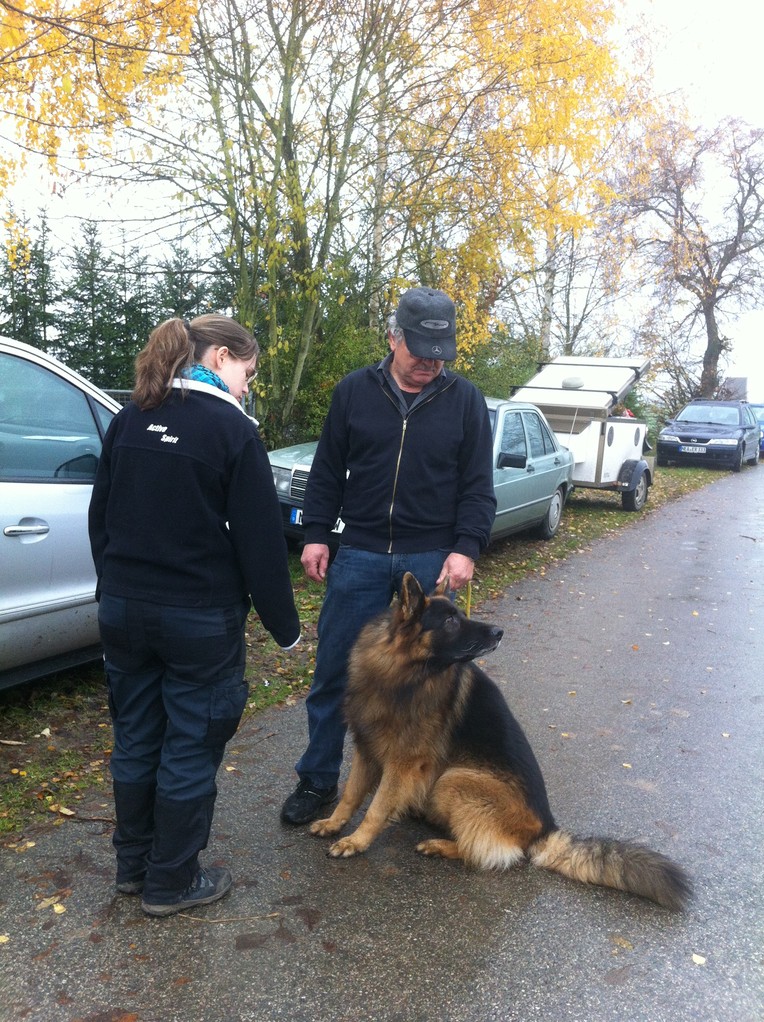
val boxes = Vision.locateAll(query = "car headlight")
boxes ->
[659,434,680,442]
[706,438,738,447]
[271,465,292,497]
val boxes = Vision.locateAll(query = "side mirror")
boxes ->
[497,452,527,470]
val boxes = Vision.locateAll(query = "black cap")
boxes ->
[396,287,456,360]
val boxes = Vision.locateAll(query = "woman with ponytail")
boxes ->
[89,315,300,917]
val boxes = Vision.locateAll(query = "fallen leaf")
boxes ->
[622,763,632,769]
[0,935,9,944]
[721,732,730,738]
[36,897,60,911]
[53,904,66,915]
[692,953,706,966]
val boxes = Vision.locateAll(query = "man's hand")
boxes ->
[437,552,474,592]
[301,543,331,583]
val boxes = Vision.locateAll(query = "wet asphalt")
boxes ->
[1,467,763,1022]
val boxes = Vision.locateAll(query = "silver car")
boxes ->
[0,337,120,689]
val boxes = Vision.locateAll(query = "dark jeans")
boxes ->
[295,547,448,789]
[99,595,250,799]
[98,595,250,896]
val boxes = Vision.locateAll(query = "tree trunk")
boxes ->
[698,301,724,397]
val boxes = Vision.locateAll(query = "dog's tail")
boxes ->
[529,829,692,911]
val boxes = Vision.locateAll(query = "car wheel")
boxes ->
[622,471,648,512]
[732,444,743,472]
[534,487,564,540]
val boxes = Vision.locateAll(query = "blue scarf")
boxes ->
[182,363,230,393]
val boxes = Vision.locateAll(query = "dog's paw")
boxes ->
[327,836,365,858]
[416,838,461,860]
[309,817,343,837]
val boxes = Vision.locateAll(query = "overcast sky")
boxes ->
[626,0,764,398]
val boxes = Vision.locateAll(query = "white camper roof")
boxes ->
[511,356,650,414]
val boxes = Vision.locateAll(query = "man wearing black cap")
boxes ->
[281,286,496,825]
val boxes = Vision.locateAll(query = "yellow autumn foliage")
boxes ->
[0,0,195,187]
[390,0,625,359]
[3,213,31,273]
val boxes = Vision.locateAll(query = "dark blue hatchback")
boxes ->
[657,399,761,472]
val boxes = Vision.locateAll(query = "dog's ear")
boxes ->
[400,572,425,621]
[433,576,450,597]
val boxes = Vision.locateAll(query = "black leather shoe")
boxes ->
[281,780,338,825]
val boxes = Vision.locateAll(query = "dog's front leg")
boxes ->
[310,752,379,838]
[327,762,430,859]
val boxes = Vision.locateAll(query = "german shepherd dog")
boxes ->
[310,573,691,911]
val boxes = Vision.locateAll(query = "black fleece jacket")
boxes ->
[302,361,496,558]
[88,380,300,649]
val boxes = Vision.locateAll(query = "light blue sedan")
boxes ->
[268,397,574,546]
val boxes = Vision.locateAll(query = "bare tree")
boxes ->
[623,118,764,397]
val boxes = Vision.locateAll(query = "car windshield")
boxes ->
[675,404,740,425]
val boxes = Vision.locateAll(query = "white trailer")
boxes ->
[511,356,653,511]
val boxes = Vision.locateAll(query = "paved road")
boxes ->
[1,468,763,1022]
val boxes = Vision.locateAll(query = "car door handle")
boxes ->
[4,523,50,537]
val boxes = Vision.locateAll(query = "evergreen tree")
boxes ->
[56,221,127,387]
[115,236,157,384]
[152,241,212,320]
[0,209,58,347]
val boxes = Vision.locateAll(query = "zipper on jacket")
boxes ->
[383,375,457,553]
[387,418,408,552]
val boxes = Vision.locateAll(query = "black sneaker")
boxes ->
[141,866,232,917]
[280,780,338,825]
[116,878,144,895]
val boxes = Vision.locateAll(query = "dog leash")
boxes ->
[465,580,472,618]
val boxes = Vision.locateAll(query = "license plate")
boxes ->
[289,507,345,533]
[680,445,706,454]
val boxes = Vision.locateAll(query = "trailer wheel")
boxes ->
[622,471,648,512]
[535,486,564,539]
